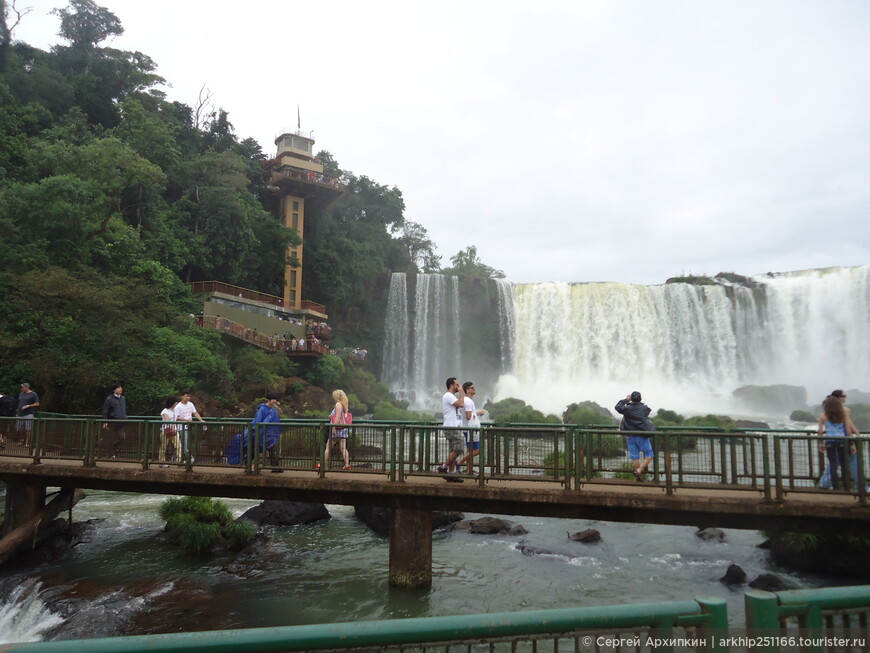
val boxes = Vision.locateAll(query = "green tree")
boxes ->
[442,245,505,279]
[394,220,441,273]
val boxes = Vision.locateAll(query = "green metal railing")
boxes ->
[4,596,729,652]
[745,585,870,653]
[7,585,870,652]
[1,417,867,503]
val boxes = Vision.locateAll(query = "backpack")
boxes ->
[0,395,16,418]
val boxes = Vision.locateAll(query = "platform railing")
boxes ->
[1,417,867,501]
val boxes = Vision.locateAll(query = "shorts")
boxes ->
[16,415,34,431]
[446,433,464,455]
[626,435,653,460]
[464,432,480,450]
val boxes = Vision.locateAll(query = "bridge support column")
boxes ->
[2,479,46,536]
[388,507,432,589]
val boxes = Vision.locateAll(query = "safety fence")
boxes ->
[6,585,870,652]
[0,417,867,503]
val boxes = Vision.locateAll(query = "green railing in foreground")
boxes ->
[8,585,870,652]
[5,596,729,653]
[746,585,870,653]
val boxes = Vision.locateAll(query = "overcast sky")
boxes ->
[13,0,870,284]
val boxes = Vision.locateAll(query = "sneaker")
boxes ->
[343,465,352,470]
[315,463,321,469]
[437,464,448,474]
[159,464,170,468]
[455,466,463,474]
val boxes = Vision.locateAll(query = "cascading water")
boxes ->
[381,273,514,409]
[382,266,870,417]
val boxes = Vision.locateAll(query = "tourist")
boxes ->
[615,391,656,482]
[457,381,485,475]
[159,396,179,467]
[318,389,351,470]
[437,377,466,482]
[174,392,205,463]
[101,384,128,458]
[16,382,40,445]
[818,394,856,491]
[253,392,283,472]
[819,390,863,489]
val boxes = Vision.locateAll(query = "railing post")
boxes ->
[317,423,327,477]
[744,591,781,653]
[761,433,772,501]
[773,435,784,501]
[476,426,485,487]
[141,420,150,471]
[694,597,728,653]
[855,437,867,505]
[31,417,42,465]
[396,426,405,482]
[664,432,674,496]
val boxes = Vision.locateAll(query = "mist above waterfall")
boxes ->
[382,266,870,418]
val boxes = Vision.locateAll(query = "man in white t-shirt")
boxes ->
[437,377,465,481]
[458,381,485,474]
[174,392,205,462]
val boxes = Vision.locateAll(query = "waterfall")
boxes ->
[382,266,870,417]
[381,273,515,409]
[380,273,410,399]
[0,581,64,644]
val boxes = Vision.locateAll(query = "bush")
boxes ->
[159,496,254,556]
[223,520,257,552]
[485,398,560,424]
[654,408,685,426]
[789,409,816,423]
[372,401,426,421]
[684,414,736,428]
[563,401,615,426]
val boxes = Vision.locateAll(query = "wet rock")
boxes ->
[354,506,464,537]
[720,564,747,585]
[757,539,772,549]
[749,573,790,592]
[237,501,330,527]
[696,527,726,542]
[516,542,560,556]
[568,529,602,543]
[354,505,389,536]
[433,511,464,530]
[453,517,527,535]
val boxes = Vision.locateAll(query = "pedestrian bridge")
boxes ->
[1,416,869,587]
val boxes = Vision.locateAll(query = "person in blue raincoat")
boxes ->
[253,392,283,472]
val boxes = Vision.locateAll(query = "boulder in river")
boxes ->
[237,501,330,527]
[453,517,528,535]
[568,528,601,543]
[695,527,726,542]
[719,564,747,585]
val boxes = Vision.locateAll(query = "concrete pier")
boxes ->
[388,507,433,589]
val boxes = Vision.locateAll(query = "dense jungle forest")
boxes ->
[0,0,505,417]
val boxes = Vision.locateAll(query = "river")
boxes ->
[0,489,836,644]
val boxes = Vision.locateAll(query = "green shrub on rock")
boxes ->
[159,496,256,556]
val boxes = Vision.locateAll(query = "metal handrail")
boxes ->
[4,596,728,652]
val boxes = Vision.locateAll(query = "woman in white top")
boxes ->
[159,396,178,466]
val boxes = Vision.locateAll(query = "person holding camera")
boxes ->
[615,391,656,482]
